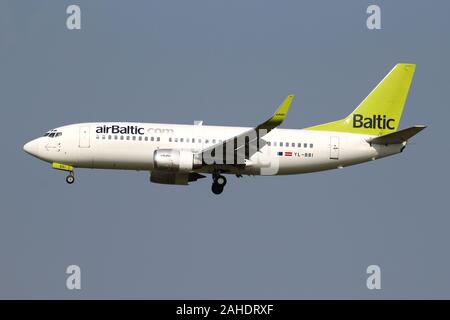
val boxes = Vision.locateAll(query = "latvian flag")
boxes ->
[277,151,292,157]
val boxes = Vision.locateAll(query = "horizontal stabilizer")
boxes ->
[368,125,426,145]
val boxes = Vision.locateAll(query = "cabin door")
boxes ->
[329,136,339,160]
[79,126,90,148]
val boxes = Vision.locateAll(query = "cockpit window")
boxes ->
[43,129,62,138]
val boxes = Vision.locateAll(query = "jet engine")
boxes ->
[153,149,201,172]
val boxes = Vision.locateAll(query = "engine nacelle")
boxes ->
[153,149,200,172]
[150,171,206,185]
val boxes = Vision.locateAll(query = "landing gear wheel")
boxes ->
[211,174,226,194]
[66,174,75,184]
[211,183,224,195]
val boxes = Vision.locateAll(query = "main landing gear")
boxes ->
[211,173,227,195]
[65,172,75,184]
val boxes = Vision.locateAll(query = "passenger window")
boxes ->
[175,138,178,142]
[151,137,154,141]
[157,137,160,141]
[212,139,216,144]
[96,135,99,139]
[180,138,184,142]
[114,135,118,140]
[192,138,195,143]
[102,135,105,140]
[108,135,112,140]
[187,138,190,143]
[132,136,136,141]
[304,143,307,148]
[144,137,148,141]
[297,143,301,147]
[205,139,209,144]
[126,136,130,140]
[273,142,277,146]
[280,142,283,147]
[310,143,313,148]
[138,136,142,141]
[169,137,172,142]
[267,141,271,146]
[120,136,124,140]
[198,139,202,143]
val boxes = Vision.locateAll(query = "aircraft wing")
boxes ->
[198,95,294,166]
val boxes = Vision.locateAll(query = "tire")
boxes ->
[66,175,75,184]
[211,183,223,195]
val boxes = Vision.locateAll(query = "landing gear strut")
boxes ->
[66,172,75,184]
[52,163,75,185]
[211,173,227,195]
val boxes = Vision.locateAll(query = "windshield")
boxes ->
[43,130,62,138]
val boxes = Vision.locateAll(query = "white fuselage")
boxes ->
[24,122,404,176]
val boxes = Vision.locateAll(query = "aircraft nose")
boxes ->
[23,139,39,156]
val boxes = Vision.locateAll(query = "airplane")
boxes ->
[23,63,426,194]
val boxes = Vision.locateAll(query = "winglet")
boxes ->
[198,94,295,161]
[258,94,294,130]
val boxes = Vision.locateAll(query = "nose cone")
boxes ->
[23,139,39,157]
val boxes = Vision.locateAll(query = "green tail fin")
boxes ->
[306,63,416,135]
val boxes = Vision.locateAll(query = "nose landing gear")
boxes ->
[211,173,227,195]
[52,162,75,185]
[65,173,75,184]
